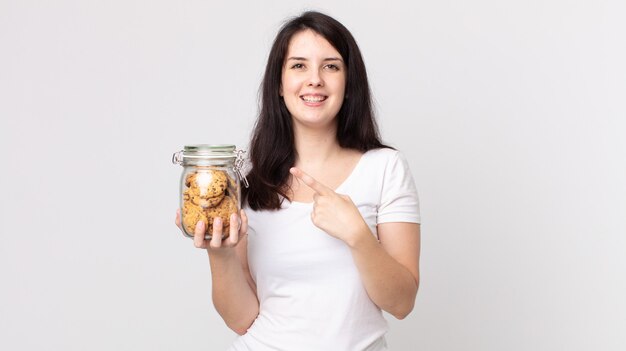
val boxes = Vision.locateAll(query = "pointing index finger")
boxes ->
[290,167,333,195]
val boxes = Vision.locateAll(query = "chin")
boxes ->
[293,116,337,129]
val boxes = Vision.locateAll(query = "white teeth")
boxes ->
[302,95,326,102]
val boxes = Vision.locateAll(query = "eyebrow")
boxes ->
[286,56,344,62]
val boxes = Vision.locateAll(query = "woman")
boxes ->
[176,11,421,351]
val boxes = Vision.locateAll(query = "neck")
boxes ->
[293,123,341,168]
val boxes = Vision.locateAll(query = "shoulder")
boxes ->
[352,147,413,190]
[363,147,407,169]
[365,147,398,158]
[363,147,417,193]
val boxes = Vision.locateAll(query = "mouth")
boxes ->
[300,94,328,103]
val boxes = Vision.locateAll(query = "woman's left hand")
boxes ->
[290,167,370,246]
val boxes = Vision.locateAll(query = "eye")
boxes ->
[291,63,305,69]
[324,64,340,71]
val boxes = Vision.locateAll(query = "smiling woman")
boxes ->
[175,11,422,351]
[280,30,346,130]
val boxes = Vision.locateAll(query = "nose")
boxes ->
[307,69,324,87]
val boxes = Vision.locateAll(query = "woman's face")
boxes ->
[281,29,346,130]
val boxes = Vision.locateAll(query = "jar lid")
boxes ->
[172,144,249,188]
[172,144,236,164]
[183,144,236,156]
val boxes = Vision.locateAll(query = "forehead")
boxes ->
[286,29,342,59]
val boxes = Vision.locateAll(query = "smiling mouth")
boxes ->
[300,95,328,103]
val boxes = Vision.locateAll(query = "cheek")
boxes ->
[281,73,300,94]
[333,85,346,101]
[332,76,347,97]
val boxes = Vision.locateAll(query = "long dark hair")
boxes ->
[244,11,390,210]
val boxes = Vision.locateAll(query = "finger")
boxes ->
[312,193,320,203]
[175,208,181,228]
[193,220,207,248]
[239,209,249,235]
[227,213,239,246]
[289,167,333,195]
[210,218,224,248]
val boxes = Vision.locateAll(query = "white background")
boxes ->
[1,0,625,350]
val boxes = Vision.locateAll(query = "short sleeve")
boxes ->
[377,151,421,224]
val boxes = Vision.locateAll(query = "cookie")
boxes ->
[181,169,238,239]
[189,170,228,198]
[206,196,238,238]
[189,189,225,208]
[182,202,209,236]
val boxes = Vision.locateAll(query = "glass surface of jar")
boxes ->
[172,144,248,240]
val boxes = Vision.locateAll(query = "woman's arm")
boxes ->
[348,222,420,319]
[208,233,259,334]
[177,210,259,335]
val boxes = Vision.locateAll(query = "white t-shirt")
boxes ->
[228,148,420,351]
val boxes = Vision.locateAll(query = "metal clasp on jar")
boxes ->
[234,149,249,188]
[171,151,184,165]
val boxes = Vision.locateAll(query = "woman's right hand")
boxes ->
[175,208,248,252]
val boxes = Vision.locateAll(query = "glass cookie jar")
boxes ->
[172,144,248,239]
